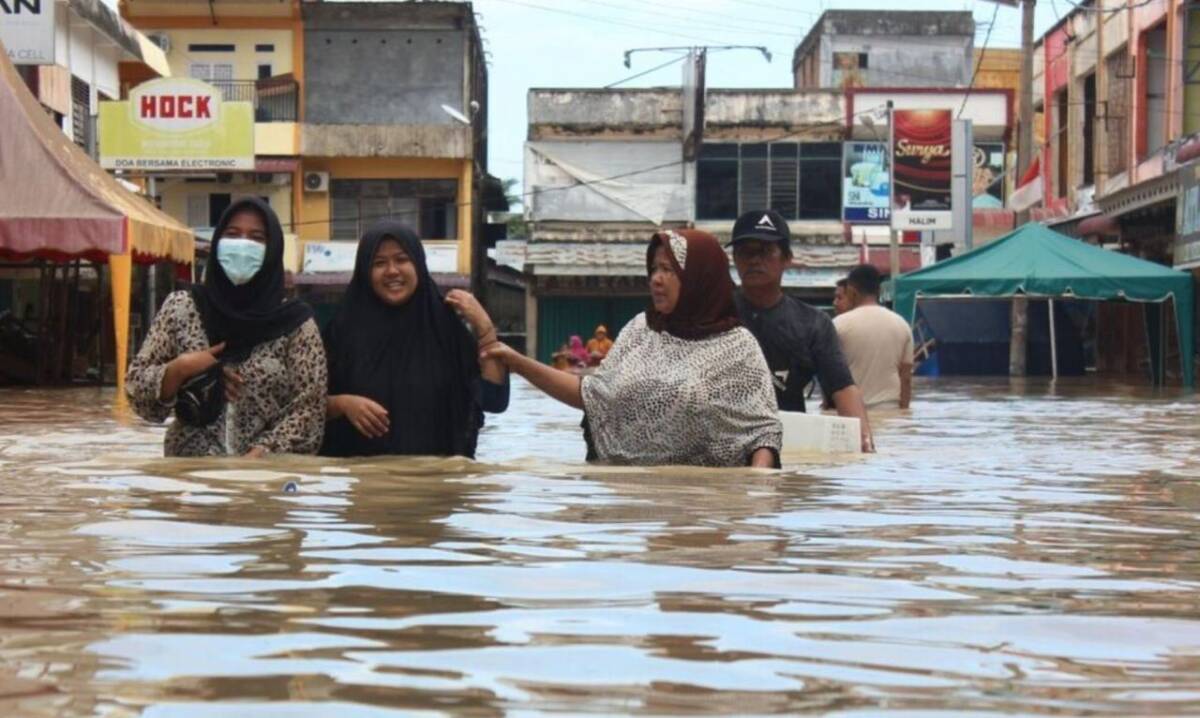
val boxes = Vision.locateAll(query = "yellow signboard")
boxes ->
[100,77,254,171]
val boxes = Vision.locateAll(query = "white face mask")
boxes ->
[217,238,266,286]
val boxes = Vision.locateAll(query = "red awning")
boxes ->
[0,39,192,264]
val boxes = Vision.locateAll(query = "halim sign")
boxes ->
[0,0,55,66]
[99,78,255,171]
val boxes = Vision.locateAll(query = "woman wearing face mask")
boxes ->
[126,198,326,457]
[483,229,781,468]
[319,220,508,458]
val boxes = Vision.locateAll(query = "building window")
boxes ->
[696,144,738,220]
[186,195,208,228]
[330,179,459,240]
[70,76,90,154]
[190,63,234,97]
[1082,72,1096,186]
[1142,23,1168,158]
[1106,50,1130,175]
[697,142,842,221]
[798,142,842,219]
[188,44,235,53]
[258,64,273,80]
[255,44,275,53]
[209,194,232,229]
[1055,89,1069,199]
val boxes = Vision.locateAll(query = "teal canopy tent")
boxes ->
[892,224,1195,386]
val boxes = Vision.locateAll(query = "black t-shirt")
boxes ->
[734,292,856,412]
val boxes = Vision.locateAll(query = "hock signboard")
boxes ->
[99,78,254,171]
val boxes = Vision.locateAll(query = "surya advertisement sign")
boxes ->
[0,0,55,65]
[891,109,953,231]
[99,78,254,171]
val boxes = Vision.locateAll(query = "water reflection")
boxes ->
[1,378,1199,715]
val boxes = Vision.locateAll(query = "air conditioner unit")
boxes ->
[148,32,171,53]
[303,171,329,193]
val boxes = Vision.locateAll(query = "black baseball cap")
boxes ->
[730,209,791,250]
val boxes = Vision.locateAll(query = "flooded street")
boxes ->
[1,378,1199,716]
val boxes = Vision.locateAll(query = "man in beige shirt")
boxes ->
[833,265,914,409]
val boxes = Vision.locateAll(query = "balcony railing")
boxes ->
[212,78,298,122]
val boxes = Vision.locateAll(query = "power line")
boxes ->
[274,105,887,233]
[605,55,687,88]
[487,0,726,46]
[1058,0,1157,13]
[959,1,1002,118]
[620,0,812,32]
[574,0,804,40]
[722,0,821,16]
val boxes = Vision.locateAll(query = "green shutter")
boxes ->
[537,296,646,364]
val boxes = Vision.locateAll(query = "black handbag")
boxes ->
[175,364,225,426]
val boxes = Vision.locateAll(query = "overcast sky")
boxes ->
[468,0,1063,202]
[107,0,1064,197]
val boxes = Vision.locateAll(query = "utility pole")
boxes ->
[621,44,771,174]
[888,100,899,279]
[1009,0,1036,377]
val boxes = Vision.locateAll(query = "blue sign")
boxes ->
[842,141,891,224]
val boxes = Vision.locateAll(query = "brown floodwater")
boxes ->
[1,378,1199,716]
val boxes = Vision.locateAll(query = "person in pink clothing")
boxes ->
[567,335,591,367]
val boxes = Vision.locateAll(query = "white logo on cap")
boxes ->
[756,214,776,230]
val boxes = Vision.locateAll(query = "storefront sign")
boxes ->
[302,241,358,273]
[304,240,459,274]
[1,0,55,66]
[842,141,890,224]
[1176,162,1200,269]
[973,143,1005,209]
[99,78,254,171]
[891,109,953,231]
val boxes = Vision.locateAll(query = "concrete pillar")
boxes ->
[109,250,132,394]
[525,284,538,359]
[456,159,473,276]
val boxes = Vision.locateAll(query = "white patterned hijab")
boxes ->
[644,229,739,340]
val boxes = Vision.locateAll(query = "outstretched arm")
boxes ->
[481,342,583,410]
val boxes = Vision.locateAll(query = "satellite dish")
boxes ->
[441,104,471,126]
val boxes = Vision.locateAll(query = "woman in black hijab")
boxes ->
[320,219,508,458]
[126,198,327,457]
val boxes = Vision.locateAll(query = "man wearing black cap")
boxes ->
[729,210,874,452]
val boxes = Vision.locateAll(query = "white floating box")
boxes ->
[779,412,862,455]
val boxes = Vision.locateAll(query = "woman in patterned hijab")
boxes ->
[483,229,781,467]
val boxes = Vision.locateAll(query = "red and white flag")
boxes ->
[1008,155,1043,212]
